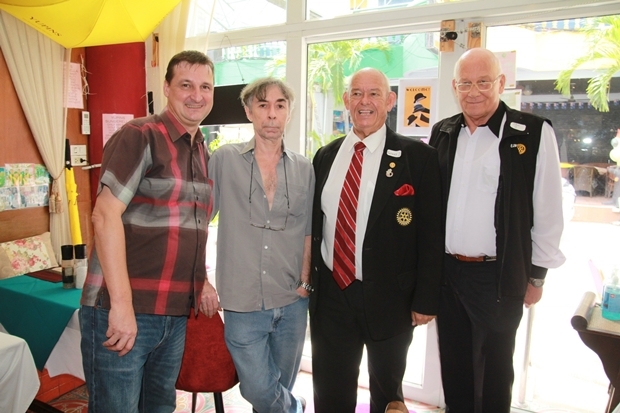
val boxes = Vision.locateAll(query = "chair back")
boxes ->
[572,165,596,196]
[176,310,238,393]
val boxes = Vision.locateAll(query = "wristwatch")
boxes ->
[297,280,314,294]
[528,277,545,288]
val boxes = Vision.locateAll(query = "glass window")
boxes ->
[487,15,620,413]
[187,0,286,36]
[207,41,287,86]
[306,32,439,157]
[488,17,619,168]
[306,0,464,21]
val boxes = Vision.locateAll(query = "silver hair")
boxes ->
[240,77,295,113]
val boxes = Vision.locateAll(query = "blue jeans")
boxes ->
[79,305,187,413]
[224,297,308,413]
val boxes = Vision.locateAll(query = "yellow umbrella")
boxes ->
[0,0,181,48]
[64,139,82,245]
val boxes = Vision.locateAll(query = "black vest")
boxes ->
[429,102,551,297]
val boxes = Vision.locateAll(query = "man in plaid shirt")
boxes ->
[80,50,219,413]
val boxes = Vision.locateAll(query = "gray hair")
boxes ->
[240,77,295,113]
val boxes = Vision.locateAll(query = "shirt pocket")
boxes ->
[287,183,309,217]
[476,157,500,193]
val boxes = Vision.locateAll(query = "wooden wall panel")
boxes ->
[0,47,93,246]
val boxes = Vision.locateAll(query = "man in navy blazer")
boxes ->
[309,68,444,413]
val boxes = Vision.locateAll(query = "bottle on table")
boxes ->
[602,266,620,321]
[74,244,87,289]
[61,245,75,289]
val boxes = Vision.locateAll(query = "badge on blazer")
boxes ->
[386,169,394,177]
[510,143,526,155]
[396,207,412,226]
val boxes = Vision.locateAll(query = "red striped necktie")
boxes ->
[333,141,366,289]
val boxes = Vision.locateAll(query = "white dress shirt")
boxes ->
[446,117,566,269]
[321,125,387,280]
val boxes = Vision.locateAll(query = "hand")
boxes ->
[296,286,310,298]
[524,284,543,308]
[103,302,137,357]
[411,312,435,326]
[199,278,221,317]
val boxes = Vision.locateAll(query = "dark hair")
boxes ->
[165,50,214,84]
[240,77,295,113]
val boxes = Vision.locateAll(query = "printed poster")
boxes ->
[19,185,50,208]
[495,51,517,89]
[102,113,134,147]
[397,79,438,137]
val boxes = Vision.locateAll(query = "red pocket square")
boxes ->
[394,184,414,196]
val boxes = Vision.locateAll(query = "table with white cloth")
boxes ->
[0,331,40,413]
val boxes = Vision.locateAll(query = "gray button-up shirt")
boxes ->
[209,138,314,312]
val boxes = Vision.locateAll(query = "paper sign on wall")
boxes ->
[64,62,84,109]
[102,114,134,147]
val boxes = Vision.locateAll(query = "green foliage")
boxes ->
[307,130,341,159]
[207,131,247,226]
[308,39,392,107]
[555,15,620,112]
[208,133,225,153]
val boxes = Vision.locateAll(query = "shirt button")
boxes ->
[263,195,266,198]
[264,245,268,249]
[262,271,266,274]
[267,220,270,224]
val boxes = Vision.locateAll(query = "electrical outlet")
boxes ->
[71,155,88,166]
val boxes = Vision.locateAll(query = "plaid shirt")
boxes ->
[81,110,211,316]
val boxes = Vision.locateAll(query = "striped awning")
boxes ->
[523,100,620,110]
[526,18,596,32]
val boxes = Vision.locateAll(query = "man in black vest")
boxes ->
[428,48,565,413]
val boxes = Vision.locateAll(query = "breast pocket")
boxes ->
[287,184,309,218]
[477,157,500,193]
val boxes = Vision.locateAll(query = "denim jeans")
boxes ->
[79,305,187,413]
[224,297,308,413]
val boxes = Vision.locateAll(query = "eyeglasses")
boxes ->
[455,75,501,93]
[249,152,289,231]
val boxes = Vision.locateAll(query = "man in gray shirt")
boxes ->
[207,77,314,413]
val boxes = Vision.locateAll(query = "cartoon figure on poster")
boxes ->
[407,92,431,127]
[397,79,437,137]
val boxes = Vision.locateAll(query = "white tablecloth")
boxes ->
[0,332,40,413]
[0,309,84,380]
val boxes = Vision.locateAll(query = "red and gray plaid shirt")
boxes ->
[81,110,211,316]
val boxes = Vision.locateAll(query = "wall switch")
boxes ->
[70,144,87,156]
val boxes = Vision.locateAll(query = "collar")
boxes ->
[461,101,506,138]
[239,137,294,161]
[484,101,507,138]
[160,109,204,144]
[343,124,386,154]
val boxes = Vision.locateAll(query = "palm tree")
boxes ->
[267,37,391,155]
[308,39,390,107]
[555,15,620,112]
[307,39,391,154]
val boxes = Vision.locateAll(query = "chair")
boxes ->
[572,165,596,197]
[176,310,238,413]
